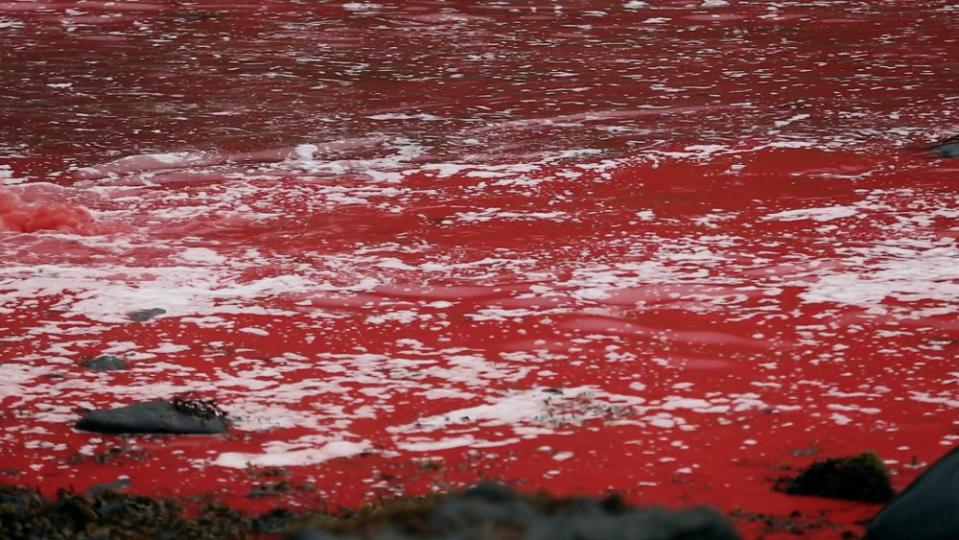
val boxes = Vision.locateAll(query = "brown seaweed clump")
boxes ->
[776,451,894,503]
[0,485,255,540]
[172,395,228,420]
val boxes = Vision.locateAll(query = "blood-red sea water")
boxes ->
[1,1,958,538]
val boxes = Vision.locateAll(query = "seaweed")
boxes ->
[0,485,248,540]
[776,451,894,503]
[172,395,228,420]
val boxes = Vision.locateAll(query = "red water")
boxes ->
[2,1,958,538]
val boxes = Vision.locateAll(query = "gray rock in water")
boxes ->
[865,446,959,540]
[80,355,126,372]
[85,477,131,495]
[75,400,228,434]
[128,308,167,322]
[931,136,959,158]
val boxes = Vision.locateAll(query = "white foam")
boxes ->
[181,247,226,264]
[0,265,318,323]
[800,241,959,308]
[213,440,371,468]
[390,387,644,449]
[342,2,382,11]
[397,436,476,452]
[763,206,858,222]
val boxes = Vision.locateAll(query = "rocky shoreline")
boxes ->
[4,445,950,539]
[0,481,739,540]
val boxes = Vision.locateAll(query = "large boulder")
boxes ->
[75,400,228,434]
[864,446,959,540]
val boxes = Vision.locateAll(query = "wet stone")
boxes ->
[85,478,131,495]
[75,400,228,435]
[777,451,894,503]
[865,446,959,540]
[128,308,167,322]
[80,355,126,372]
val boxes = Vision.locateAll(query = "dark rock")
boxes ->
[128,308,167,322]
[864,446,959,540]
[250,508,299,534]
[286,531,338,540]
[80,354,126,372]
[287,481,739,540]
[248,481,290,499]
[0,484,44,517]
[523,505,738,540]
[777,451,893,503]
[85,478,131,495]
[75,400,228,434]
[931,135,959,158]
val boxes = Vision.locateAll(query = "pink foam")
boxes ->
[0,189,96,234]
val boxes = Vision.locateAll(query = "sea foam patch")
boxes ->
[213,439,373,468]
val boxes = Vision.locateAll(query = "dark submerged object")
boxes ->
[80,354,126,372]
[777,451,893,503]
[864,446,959,540]
[85,477,131,495]
[930,134,959,158]
[287,482,741,540]
[128,307,167,322]
[75,399,228,434]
